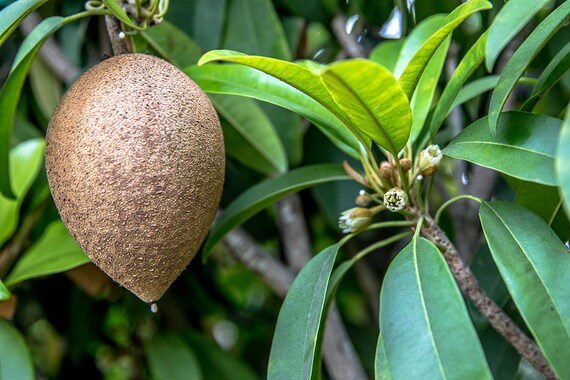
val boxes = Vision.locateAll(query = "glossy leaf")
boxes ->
[203,164,350,255]
[488,1,570,135]
[0,280,10,301]
[212,94,287,174]
[424,32,487,147]
[198,50,366,149]
[522,42,570,112]
[139,21,202,67]
[0,16,65,199]
[268,244,339,380]
[376,237,491,379]
[485,0,551,71]
[369,39,404,73]
[0,321,34,380]
[443,112,561,186]
[515,181,570,241]
[393,14,446,78]
[480,201,570,378]
[145,333,203,380]
[0,0,48,47]
[398,0,492,99]
[5,221,89,287]
[185,64,359,156]
[321,59,412,154]
[221,0,291,60]
[558,105,570,218]
[0,139,45,247]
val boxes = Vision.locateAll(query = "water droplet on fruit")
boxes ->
[150,303,158,313]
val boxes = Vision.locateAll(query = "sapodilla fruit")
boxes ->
[45,54,225,304]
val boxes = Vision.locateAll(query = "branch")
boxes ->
[20,12,80,85]
[418,211,556,379]
[275,195,312,272]
[223,227,367,380]
[104,15,128,55]
[331,13,366,59]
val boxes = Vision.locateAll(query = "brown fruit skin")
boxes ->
[45,54,225,303]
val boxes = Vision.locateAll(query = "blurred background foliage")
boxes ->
[0,0,569,379]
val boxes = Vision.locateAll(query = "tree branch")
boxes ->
[417,211,556,379]
[331,13,366,59]
[104,15,128,55]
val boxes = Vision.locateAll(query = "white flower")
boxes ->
[418,144,442,176]
[338,207,372,234]
[384,188,408,212]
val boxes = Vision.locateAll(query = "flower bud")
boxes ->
[418,144,442,176]
[379,161,392,179]
[399,158,412,172]
[338,207,372,234]
[355,190,371,207]
[383,188,408,212]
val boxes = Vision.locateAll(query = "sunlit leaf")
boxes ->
[145,333,203,380]
[185,63,359,156]
[0,321,34,380]
[485,0,552,71]
[376,237,491,379]
[0,138,45,246]
[488,1,570,135]
[268,244,339,379]
[0,16,66,198]
[0,0,48,47]
[211,94,287,174]
[444,112,560,186]
[0,281,10,301]
[558,105,570,218]
[369,39,404,73]
[5,221,89,287]
[398,0,492,99]
[203,164,350,255]
[320,59,412,154]
[480,201,570,378]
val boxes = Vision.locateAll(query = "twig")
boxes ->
[104,15,128,55]
[331,13,366,58]
[20,12,81,85]
[223,227,367,380]
[417,211,556,379]
[275,195,312,272]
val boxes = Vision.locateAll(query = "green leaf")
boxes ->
[102,0,136,28]
[5,221,90,287]
[443,112,561,186]
[139,21,202,68]
[0,280,10,301]
[211,94,287,174]
[268,244,339,380]
[0,0,48,47]
[320,59,412,154]
[369,39,404,73]
[29,59,62,119]
[423,31,487,148]
[221,0,291,60]
[198,50,366,150]
[191,0,226,51]
[0,138,45,246]
[376,237,491,379]
[398,0,492,99]
[515,181,570,241]
[185,63,360,156]
[485,0,552,71]
[451,75,536,113]
[480,201,570,379]
[488,1,570,135]
[145,333,203,380]
[0,321,34,380]
[0,16,66,199]
[203,164,350,255]
[558,105,570,218]
[183,332,257,380]
[522,41,570,112]
[393,14,446,78]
